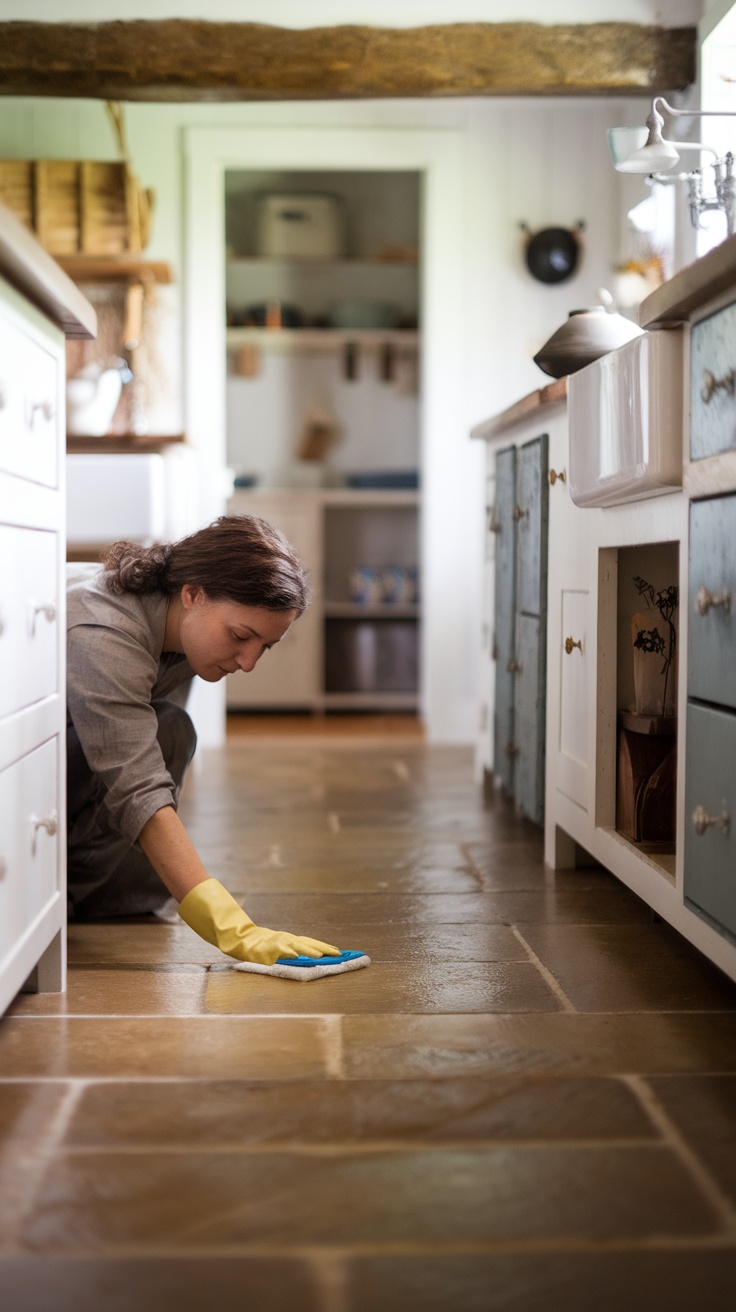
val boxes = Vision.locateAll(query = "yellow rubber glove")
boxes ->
[178,878,340,965]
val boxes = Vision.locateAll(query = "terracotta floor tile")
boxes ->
[204,961,562,1015]
[0,1257,322,1312]
[346,1250,736,1312]
[519,924,736,1013]
[234,886,651,929]
[0,1082,70,1235]
[68,921,526,967]
[648,1075,736,1207]
[64,1076,656,1149]
[0,1017,333,1079]
[21,1145,717,1250]
[8,968,207,1016]
[342,1013,736,1079]
[219,865,485,895]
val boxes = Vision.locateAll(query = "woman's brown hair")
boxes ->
[101,515,308,615]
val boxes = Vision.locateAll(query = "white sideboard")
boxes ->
[0,203,95,1016]
[474,236,736,984]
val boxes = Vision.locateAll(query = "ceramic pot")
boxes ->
[66,365,125,436]
[533,306,644,379]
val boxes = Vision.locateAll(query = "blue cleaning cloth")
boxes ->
[276,949,367,968]
[233,949,371,982]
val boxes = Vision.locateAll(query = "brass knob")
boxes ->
[549,469,566,486]
[504,740,519,758]
[506,659,521,673]
[692,804,730,837]
[701,368,736,404]
[512,505,528,522]
[696,585,731,616]
[564,636,582,655]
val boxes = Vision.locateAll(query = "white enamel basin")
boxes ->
[568,328,683,508]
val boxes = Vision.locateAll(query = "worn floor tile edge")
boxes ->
[622,1074,736,1238]
[0,1082,84,1256]
[55,1138,664,1156]
[510,928,577,1013]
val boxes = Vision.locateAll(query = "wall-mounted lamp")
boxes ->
[608,97,736,237]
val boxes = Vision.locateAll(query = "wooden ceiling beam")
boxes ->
[0,20,695,101]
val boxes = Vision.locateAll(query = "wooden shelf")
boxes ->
[67,433,185,453]
[324,603,420,620]
[226,327,419,354]
[56,256,174,285]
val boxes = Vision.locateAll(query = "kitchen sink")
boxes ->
[568,328,683,508]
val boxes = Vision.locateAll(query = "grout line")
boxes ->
[327,813,342,834]
[311,1251,350,1312]
[58,1137,663,1156]
[321,1015,346,1079]
[622,1075,736,1238]
[0,1080,86,1255]
[12,1234,736,1259]
[511,926,578,1013]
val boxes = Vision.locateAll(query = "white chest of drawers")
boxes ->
[0,204,95,1016]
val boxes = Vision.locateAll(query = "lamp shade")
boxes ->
[616,139,681,173]
[607,126,648,170]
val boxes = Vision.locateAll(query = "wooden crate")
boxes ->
[0,159,152,255]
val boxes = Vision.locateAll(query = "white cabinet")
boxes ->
[556,587,591,809]
[0,204,95,1015]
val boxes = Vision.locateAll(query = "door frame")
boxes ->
[184,124,480,745]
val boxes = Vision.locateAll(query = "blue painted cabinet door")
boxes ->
[493,445,517,794]
[684,700,736,943]
[517,434,549,620]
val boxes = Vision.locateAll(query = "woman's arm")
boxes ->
[137,806,339,964]
[137,804,209,902]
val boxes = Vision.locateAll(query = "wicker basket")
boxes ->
[0,159,153,256]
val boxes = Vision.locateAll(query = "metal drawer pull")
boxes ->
[512,504,528,522]
[504,741,519,758]
[0,857,6,880]
[564,636,583,654]
[692,804,730,837]
[507,659,521,673]
[31,809,58,855]
[701,368,736,404]
[696,585,731,616]
[549,469,566,485]
[28,600,57,635]
[26,397,55,426]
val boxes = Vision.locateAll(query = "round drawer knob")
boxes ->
[31,809,58,855]
[549,469,566,486]
[512,505,528,522]
[692,804,730,837]
[701,368,736,404]
[696,585,731,616]
[28,600,57,636]
[564,636,582,655]
[0,857,7,880]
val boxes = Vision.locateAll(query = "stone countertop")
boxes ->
[639,232,736,328]
[0,200,95,340]
[470,377,567,441]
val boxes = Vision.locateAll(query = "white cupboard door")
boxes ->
[557,588,590,809]
[0,737,60,962]
[0,312,60,490]
[0,525,59,719]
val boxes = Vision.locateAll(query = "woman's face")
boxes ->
[174,586,297,682]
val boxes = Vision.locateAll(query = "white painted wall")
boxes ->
[0,2,706,26]
[0,92,654,744]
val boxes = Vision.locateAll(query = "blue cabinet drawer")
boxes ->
[684,701,736,942]
[691,299,736,460]
[688,495,736,710]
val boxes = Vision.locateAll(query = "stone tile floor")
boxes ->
[2,732,736,1309]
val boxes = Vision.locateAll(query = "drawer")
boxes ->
[0,311,60,489]
[0,737,60,961]
[691,299,736,460]
[684,701,736,942]
[0,525,59,718]
[688,495,736,710]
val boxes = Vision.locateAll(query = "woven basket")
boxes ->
[0,159,153,256]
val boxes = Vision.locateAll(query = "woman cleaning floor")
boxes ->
[66,513,348,972]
